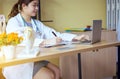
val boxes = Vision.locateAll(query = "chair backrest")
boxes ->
[0,15,6,33]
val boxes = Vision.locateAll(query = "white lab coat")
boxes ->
[3,13,76,79]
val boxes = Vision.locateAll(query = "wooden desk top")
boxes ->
[0,41,120,68]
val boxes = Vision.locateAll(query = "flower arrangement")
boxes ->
[0,32,23,46]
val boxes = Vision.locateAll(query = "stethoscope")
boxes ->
[21,16,42,37]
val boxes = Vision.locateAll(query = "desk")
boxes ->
[0,41,119,68]
[0,41,120,79]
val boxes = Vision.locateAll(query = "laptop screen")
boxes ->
[91,20,102,44]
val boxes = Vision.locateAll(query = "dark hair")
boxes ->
[8,0,34,19]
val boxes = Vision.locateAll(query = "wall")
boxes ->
[0,0,17,20]
[0,1,3,13]
[0,3,1,13]
[41,0,106,31]
[1,0,106,31]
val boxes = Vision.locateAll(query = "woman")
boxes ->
[3,0,89,79]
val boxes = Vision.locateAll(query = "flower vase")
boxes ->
[1,45,16,60]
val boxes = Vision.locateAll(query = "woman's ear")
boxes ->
[22,3,27,9]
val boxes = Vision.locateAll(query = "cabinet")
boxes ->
[60,31,117,79]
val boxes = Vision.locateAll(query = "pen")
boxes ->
[52,31,57,37]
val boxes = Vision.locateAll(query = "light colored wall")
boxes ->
[1,0,17,20]
[41,0,106,31]
[1,0,106,31]
[0,1,3,14]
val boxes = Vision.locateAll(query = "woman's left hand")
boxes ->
[72,34,90,41]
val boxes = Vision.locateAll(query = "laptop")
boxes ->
[91,20,102,44]
[75,20,102,44]
[56,20,102,50]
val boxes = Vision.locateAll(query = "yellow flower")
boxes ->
[0,32,23,46]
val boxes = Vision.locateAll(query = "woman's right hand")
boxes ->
[72,34,90,41]
[39,37,62,47]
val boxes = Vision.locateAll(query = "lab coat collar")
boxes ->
[16,13,24,26]
[16,13,37,29]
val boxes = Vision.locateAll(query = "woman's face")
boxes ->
[22,0,39,17]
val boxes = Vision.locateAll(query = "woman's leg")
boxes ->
[46,63,61,79]
[33,61,61,79]
[33,67,55,79]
